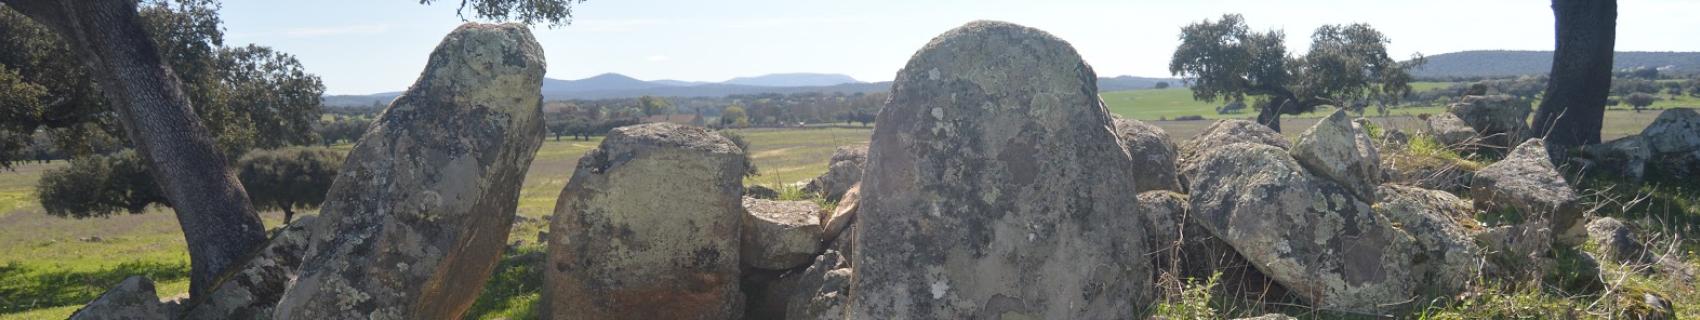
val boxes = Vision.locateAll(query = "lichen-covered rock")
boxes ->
[1115,117,1182,192]
[1474,222,1554,280]
[1182,119,1290,165]
[185,216,316,319]
[1291,110,1380,201]
[786,250,851,320]
[1471,139,1585,245]
[1426,112,1478,149]
[1447,95,1531,149]
[1581,135,1650,184]
[1374,185,1482,297]
[803,145,869,201]
[742,197,824,270]
[544,122,748,319]
[1586,217,1648,265]
[1640,108,1700,177]
[71,276,171,320]
[850,20,1151,319]
[821,183,859,258]
[273,23,546,320]
[1183,142,1419,314]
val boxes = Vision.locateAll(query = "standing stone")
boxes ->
[1373,185,1482,297]
[1115,117,1182,192]
[742,197,825,270]
[185,216,316,319]
[803,145,869,201]
[1183,142,1419,314]
[272,23,546,320]
[544,123,748,319]
[851,21,1151,319]
[1641,108,1700,177]
[71,276,171,320]
[1291,110,1380,202]
[1471,139,1585,245]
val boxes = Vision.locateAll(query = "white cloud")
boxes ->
[646,55,671,62]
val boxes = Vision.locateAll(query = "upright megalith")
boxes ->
[272,23,546,320]
[851,21,1151,319]
[544,122,749,319]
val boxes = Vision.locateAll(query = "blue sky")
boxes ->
[220,0,1700,95]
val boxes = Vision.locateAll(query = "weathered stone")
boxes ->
[1182,119,1290,166]
[273,23,546,320]
[803,145,869,201]
[1292,110,1380,201]
[820,183,859,255]
[785,250,851,320]
[544,122,748,319]
[1138,191,1285,301]
[1474,222,1554,280]
[70,276,171,320]
[1586,217,1648,265]
[1641,108,1700,177]
[1471,138,1585,245]
[850,21,1150,319]
[1447,95,1531,149]
[184,216,316,319]
[1374,185,1482,297]
[1114,117,1182,192]
[1426,112,1478,149]
[742,197,824,270]
[1183,142,1419,314]
[1580,135,1650,184]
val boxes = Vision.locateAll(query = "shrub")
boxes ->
[237,147,345,223]
[36,150,167,218]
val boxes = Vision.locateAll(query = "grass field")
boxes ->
[0,93,1693,318]
[1101,84,1700,122]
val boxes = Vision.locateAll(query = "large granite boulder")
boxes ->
[1471,139,1585,245]
[544,123,749,319]
[1373,185,1482,297]
[70,276,172,320]
[850,21,1151,319]
[803,145,869,201]
[785,250,852,320]
[1447,95,1531,150]
[273,23,546,320]
[1291,110,1380,202]
[1114,117,1182,192]
[742,197,824,270]
[1580,135,1650,184]
[1183,142,1420,314]
[184,216,316,319]
[1586,217,1648,265]
[1425,112,1478,149]
[1182,119,1290,165]
[1641,108,1700,177]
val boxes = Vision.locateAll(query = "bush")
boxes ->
[237,147,345,223]
[1174,115,1207,121]
[36,150,167,218]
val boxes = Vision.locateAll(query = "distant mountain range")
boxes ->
[1411,50,1700,79]
[321,72,1179,107]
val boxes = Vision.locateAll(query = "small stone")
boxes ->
[1585,217,1648,265]
[802,145,868,202]
[1291,109,1380,201]
[1426,112,1478,150]
[71,276,171,320]
[1471,138,1585,245]
[742,197,825,270]
[1114,117,1182,192]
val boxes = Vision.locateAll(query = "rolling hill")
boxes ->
[723,73,860,87]
[1411,50,1700,79]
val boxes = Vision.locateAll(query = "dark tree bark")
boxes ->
[3,0,267,298]
[1533,0,1616,149]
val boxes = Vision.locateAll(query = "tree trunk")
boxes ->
[1533,0,1616,149]
[3,0,267,299]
